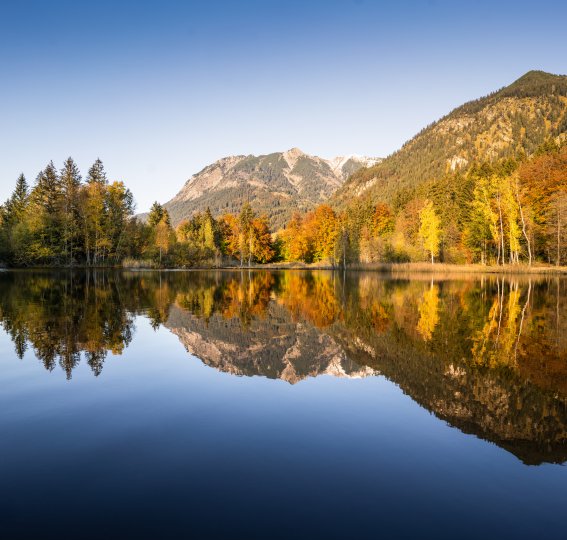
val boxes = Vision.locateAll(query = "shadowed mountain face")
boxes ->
[1,269,566,464]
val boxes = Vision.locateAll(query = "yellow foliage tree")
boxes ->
[418,200,441,264]
[417,284,439,341]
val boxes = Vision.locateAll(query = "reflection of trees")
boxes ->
[174,271,274,326]
[470,279,529,368]
[217,271,273,326]
[416,284,440,341]
[325,274,567,464]
[2,270,566,392]
[1,270,567,463]
[0,272,135,379]
[276,272,341,327]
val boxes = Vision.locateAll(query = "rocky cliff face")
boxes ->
[164,148,380,229]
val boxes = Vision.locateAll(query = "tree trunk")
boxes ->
[515,178,532,265]
[497,192,505,266]
[557,197,561,267]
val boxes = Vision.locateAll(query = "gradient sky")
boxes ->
[1,0,566,212]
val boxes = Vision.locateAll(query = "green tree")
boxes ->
[105,181,134,262]
[148,202,170,228]
[27,162,63,263]
[87,158,108,185]
[9,174,29,223]
[238,202,254,266]
[60,158,82,265]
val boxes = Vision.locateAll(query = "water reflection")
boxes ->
[0,269,566,464]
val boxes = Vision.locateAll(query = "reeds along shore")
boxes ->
[120,259,567,275]
[348,262,567,275]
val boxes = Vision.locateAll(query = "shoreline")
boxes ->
[3,262,567,275]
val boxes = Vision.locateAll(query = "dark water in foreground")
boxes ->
[0,270,566,539]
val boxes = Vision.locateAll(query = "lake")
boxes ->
[0,269,566,539]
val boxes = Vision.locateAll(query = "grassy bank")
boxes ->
[4,259,567,275]
[214,261,567,275]
[348,262,567,275]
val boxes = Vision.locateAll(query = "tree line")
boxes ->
[1,140,565,267]
[0,158,137,266]
[0,158,276,268]
[279,139,567,266]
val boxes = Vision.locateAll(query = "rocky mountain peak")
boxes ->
[162,149,381,229]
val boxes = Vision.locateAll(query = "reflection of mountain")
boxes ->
[332,323,567,465]
[162,273,567,464]
[1,270,566,464]
[167,302,376,384]
[325,277,567,465]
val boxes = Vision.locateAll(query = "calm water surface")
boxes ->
[0,270,566,539]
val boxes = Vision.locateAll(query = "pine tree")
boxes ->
[84,159,108,264]
[28,162,63,263]
[148,202,169,228]
[86,158,108,185]
[60,158,82,265]
[238,202,254,266]
[32,161,62,214]
[10,174,29,223]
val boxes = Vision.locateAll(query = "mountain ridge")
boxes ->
[333,70,567,205]
[162,148,380,229]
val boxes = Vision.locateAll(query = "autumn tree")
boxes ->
[147,204,173,264]
[105,181,134,262]
[250,216,274,263]
[281,212,312,262]
[218,213,240,259]
[83,159,109,264]
[372,203,394,236]
[155,218,172,264]
[520,145,567,265]
[310,205,339,263]
[419,200,441,264]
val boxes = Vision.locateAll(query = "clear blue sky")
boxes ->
[1,0,566,212]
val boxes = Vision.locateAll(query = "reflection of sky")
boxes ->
[1,0,566,211]
[0,315,566,538]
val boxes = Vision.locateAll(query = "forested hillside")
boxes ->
[279,140,567,266]
[334,71,567,204]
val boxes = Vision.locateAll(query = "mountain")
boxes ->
[163,148,380,229]
[334,70,567,205]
